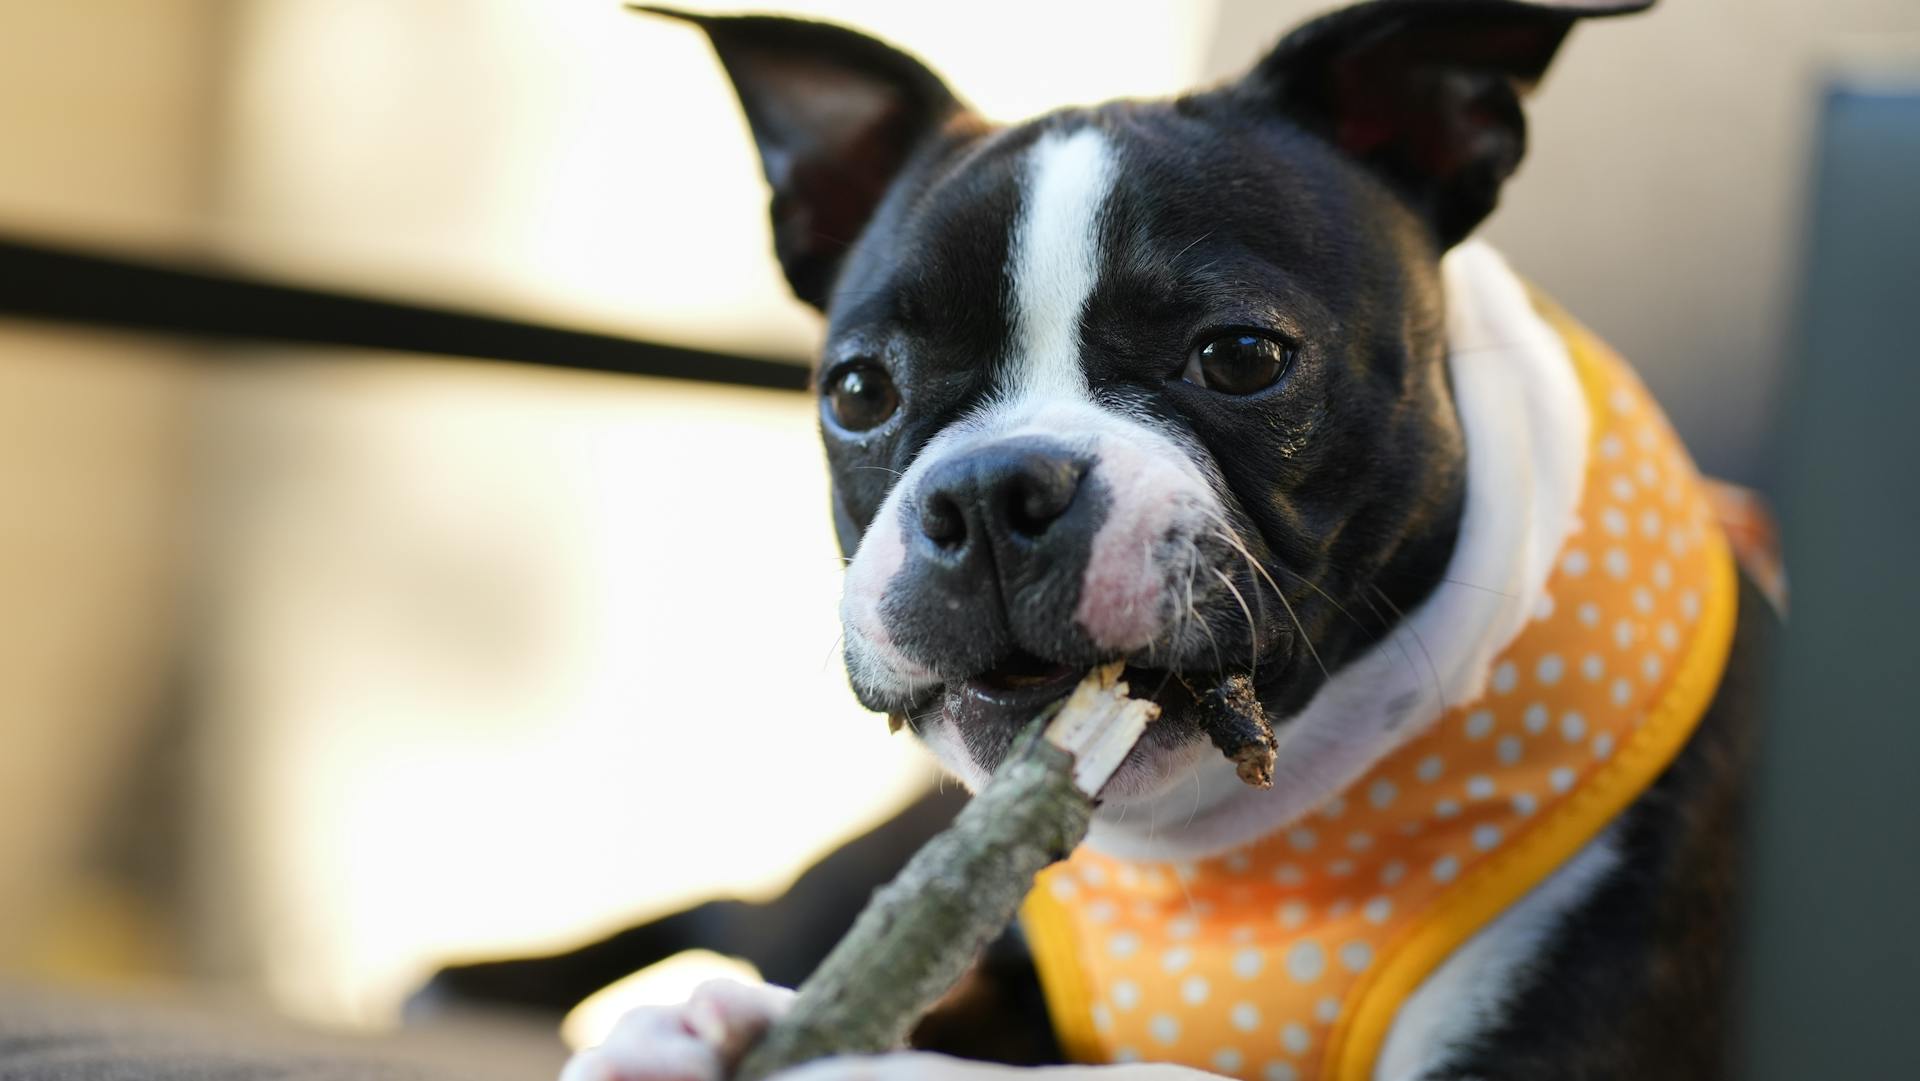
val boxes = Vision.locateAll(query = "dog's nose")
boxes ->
[916,441,1087,553]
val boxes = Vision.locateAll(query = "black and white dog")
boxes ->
[560,2,1771,1079]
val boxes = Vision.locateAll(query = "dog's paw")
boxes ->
[559,979,795,1081]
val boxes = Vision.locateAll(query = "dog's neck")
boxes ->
[1087,241,1592,861]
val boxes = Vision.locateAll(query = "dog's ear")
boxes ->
[636,7,965,310]
[1242,0,1651,248]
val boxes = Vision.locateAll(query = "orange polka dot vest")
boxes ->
[1021,299,1740,1081]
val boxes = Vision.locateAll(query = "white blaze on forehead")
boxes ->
[1008,127,1116,400]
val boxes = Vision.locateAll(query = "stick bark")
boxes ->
[732,723,1088,1081]
[734,665,1156,1081]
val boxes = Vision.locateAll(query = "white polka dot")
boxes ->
[1318,796,1347,820]
[1473,824,1503,851]
[1346,831,1374,852]
[1534,592,1556,621]
[1213,1048,1244,1074]
[1115,1048,1142,1064]
[1328,898,1353,920]
[1615,619,1636,649]
[1670,528,1690,556]
[1091,1002,1114,1033]
[1633,587,1655,614]
[1549,767,1576,793]
[1286,940,1326,983]
[1602,507,1628,535]
[1638,459,1659,485]
[1467,774,1496,800]
[1657,622,1680,651]
[1417,754,1446,783]
[1523,702,1550,734]
[1578,601,1602,626]
[1327,859,1355,878]
[1582,653,1605,681]
[1113,980,1140,1009]
[1315,997,1341,1024]
[1464,709,1494,740]
[1434,798,1461,820]
[1281,1022,1311,1054]
[1651,561,1673,592]
[1432,855,1461,883]
[1680,590,1701,622]
[1363,896,1392,924]
[1492,661,1518,694]
[1150,1013,1180,1045]
[1512,791,1538,816]
[1273,863,1304,887]
[1108,933,1140,959]
[1604,547,1631,579]
[1592,731,1616,759]
[1562,711,1587,742]
[1232,1002,1261,1032]
[1287,827,1318,852]
[1379,860,1407,886]
[1162,946,1193,973]
[1498,735,1524,765]
[1168,915,1198,939]
[1642,509,1664,540]
[1174,862,1199,884]
[1077,864,1107,888]
[1264,1062,1298,1081]
[1612,678,1634,707]
[1536,653,1565,685]
[1224,851,1251,874]
[1643,653,1664,682]
[1368,779,1398,809]
[1339,941,1373,973]
[1086,899,1117,924]
[1049,875,1078,900]
[1610,476,1636,501]
[1277,900,1308,929]
[1600,433,1623,460]
[1182,974,1210,1005]
[1234,947,1265,979]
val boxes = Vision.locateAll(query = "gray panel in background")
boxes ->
[1736,81,1920,1080]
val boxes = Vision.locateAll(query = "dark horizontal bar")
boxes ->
[0,234,812,392]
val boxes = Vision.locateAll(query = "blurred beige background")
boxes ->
[2,0,1916,1039]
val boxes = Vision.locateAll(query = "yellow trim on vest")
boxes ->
[1325,515,1736,1080]
[1022,886,1101,1063]
[1318,304,1741,1081]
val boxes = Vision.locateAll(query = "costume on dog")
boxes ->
[1022,286,1739,1081]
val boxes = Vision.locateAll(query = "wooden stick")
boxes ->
[732,663,1158,1081]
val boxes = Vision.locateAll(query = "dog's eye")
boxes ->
[1182,332,1293,395]
[825,362,900,431]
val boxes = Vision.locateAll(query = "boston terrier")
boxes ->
[563,2,1776,1079]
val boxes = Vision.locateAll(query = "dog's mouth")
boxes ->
[966,649,1085,697]
[906,648,1278,791]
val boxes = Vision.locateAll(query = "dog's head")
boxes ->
[653,1,1647,808]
